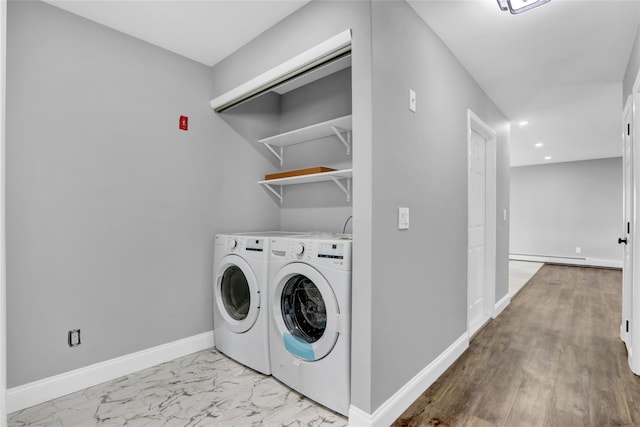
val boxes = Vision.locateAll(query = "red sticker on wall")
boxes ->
[179,115,188,131]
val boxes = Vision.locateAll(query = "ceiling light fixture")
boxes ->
[535,142,544,148]
[544,156,552,160]
[519,121,529,126]
[497,0,551,15]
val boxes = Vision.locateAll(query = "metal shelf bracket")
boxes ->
[330,125,351,155]
[330,176,351,202]
[263,143,284,166]
[262,183,283,205]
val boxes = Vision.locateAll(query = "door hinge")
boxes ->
[629,123,631,136]
[627,320,630,333]
[628,222,631,234]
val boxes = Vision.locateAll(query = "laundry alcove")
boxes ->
[211,29,354,232]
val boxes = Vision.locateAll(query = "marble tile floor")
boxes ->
[8,348,348,427]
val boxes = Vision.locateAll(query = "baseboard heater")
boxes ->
[510,253,622,269]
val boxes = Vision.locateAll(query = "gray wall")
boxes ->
[623,24,640,102]
[369,1,510,410]
[510,158,622,264]
[6,0,279,387]
[212,92,284,232]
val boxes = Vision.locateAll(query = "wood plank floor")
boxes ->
[392,264,640,427]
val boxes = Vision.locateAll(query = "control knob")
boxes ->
[230,238,238,249]
[294,242,305,255]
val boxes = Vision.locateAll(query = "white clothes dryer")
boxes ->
[268,236,352,416]
[213,231,306,375]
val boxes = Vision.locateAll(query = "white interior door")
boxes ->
[467,109,497,339]
[621,96,633,349]
[468,129,488,336]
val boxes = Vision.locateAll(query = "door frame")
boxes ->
[630,68,640,375]
[467,109,497,337]
[622,95,633,348]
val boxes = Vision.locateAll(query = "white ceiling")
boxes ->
[42,0,310,67]
[44,0,640,166]
[408,0,640,166]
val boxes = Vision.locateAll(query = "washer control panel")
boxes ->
[284,238,352,269]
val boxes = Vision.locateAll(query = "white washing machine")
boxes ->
[213,231,306,375]
[268,235,352,416]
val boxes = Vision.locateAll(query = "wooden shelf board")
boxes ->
[258,168,353,186]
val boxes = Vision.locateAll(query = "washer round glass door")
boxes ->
[272,263,339,361]
[215,255,260,333]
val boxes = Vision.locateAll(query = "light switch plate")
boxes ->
[409,89,416,113]
[398,207,410,230]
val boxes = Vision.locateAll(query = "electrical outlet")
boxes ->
[576,247,582,254]
[68,329,81,347]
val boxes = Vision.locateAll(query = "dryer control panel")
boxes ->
[245,239,265,252]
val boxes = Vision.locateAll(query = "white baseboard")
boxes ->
[468,315,490,338]
[509,254,622,269]
[348,405,372,427]
[348,333,469,427]
[7,331,214,414]
[586,258,623,269]
[493,293,510,318]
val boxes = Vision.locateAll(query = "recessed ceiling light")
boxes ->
[544,156,552,161]
[535,142,544,148]
[519,121,529,126]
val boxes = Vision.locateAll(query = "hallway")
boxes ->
[393,265,639,426]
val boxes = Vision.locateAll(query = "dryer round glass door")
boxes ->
[272,263,340,361]
[215,255,260,333]
[221,266,251,321]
